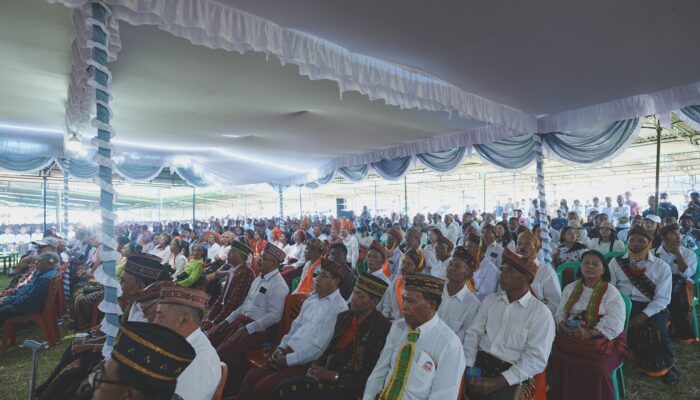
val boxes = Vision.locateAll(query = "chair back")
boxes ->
[556,261,580,288]
[42,275,63,317]
[620,292,632,332]
[603,251,625,260]
[274,293,310,343]
[213,362,228,400]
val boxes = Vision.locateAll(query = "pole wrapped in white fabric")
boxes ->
[534,134,552,268]
[62,159,71,306]
[85,1,121,358]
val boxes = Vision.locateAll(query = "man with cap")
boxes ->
[426,234,452,280]
[608,226,678,383]
[364,272,465,400]
[201,239,255,331]
[654,223,698,342]
[2,237,60,298]
[292,238,325,294]
[211,242,289,395]
[237,259,349,400]
[366,240,391,284]
[462,248,555,400]
[516,230,562,315]
[687,191,700,228]
[0,252,59,324]
[273,273,392,400]
[440,246,481,341]
[465,233,501,301]
[155,285,221,400]
[679,213,700,250]
[120,254,171,322]
[92,321,195,400]
[328,242,358,300]
[385,226,404,280]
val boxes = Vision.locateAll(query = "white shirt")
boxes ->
[617,228,630,243]
[127,303,148,322]
[31,232,43,242]
[0,233,16,245]
[280,289,348,366]
[284,243,306,268]
[176,328,221,400]
[655,245,697,281]
[359,235,374,248]
[380,278,402,320]
[429,256,451,281]
[388,248,403,280]
[344,235,360,269]
[612,205,631,226]
[444,225,459,247]
[216,245,230,261]
[207,243,221,260]
[15,233,31,244]
[600,205,614,219]
[587,238,626,254]
[463,291,555,386]
[164,253,188,276]
[473,258,500,301]
[439,284,480,341]
[555,282,626,340]
[484,242,504,270]
[363,314,466,400]
[532,260,562,315]
[371,268,392,285]
[225,269,288,334]
[609,253,672,318]
[220,264,241,303]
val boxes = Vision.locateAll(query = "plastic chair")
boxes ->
[603,251,625,261]
[290,276,300,292]
[245,292,310,368]
[556,261,580,288]
[611,292,632,400]
[213,362,228,400]
[1,274,64,356]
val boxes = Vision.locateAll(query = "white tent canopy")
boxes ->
[1,0,700,186]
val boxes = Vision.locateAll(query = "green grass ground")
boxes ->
[0,275,698,399]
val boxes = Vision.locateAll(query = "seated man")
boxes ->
[155,285,221,400]
[516,230,562,314]
[237,259,349,400]
[201,239,255,330]
[328,242,357,300]
[292,238,325,294]
[363,273,465,400]
[609,226,678,383]
[366,240,391,284]
[462,248,555,400]
[2,238,59,298]
[208,242,288,395]
[439,246,481,341]
[385,227,404,280]
[654,222,697,342]
[465,233,500,301]
[91,321,195,400]
[0,252,59,324]
[274,273,392,400]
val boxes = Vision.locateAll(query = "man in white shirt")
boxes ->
[154,285,221,400]
[609,226,678,384]
[612,195,631,228]
[341,226,359,270]
[0,227,16,246]
[600,196,614,220]
[465,234,500,301]
[212,242,289,396]
[516,231,562,315]
[15,226,31,245]
[654,223,698,342]
[440,247,481,341]
[386,227,404,280]
[444,215,459,246]
[463,248,555,399]
[427,235,452,280]
[364,273,465,400]
[238,259,349,400]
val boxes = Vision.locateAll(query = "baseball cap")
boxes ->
[30,252,60,264]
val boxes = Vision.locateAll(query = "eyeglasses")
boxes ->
[88,370,131,390]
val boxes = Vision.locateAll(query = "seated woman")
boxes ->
[554,226,588,267]
[550,250,628,400]
[175,244,205,288]
[163,238,188,276]
[380,248,424,320]
[588,221,625,254]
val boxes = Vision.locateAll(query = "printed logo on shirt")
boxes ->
[259,286,267,294]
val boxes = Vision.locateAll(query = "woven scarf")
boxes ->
[394,276,405,314]
[377,329,420,400]
[564,279,608,327]
[296,257,322,294]
[381,251,392,278]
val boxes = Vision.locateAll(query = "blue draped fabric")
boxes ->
[57,158,98,179]
[416,147,466,172]
[474,134,536,169]
[680,105,700,124]
[543,118,639,164]
[371,156,412,180]
[115,164,164,182]
[338,164,369,181]
[304,182,320,189]
[317,171,336,185]
[0,154,53,172]
[174,166,208,187]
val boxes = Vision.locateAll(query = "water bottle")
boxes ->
[466,366,482,378]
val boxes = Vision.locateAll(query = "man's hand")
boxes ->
[201,320,213,330]
[227,326,248,343]
[629,313,649,330]
[468,376,509,395]
[306,365,337,382]
[568,326,592,340]
[270,348,289,369]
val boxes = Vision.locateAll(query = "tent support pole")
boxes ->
[404,176,408,216]
[192,186,196,227]
[299,186,303,217]
[483,173,487,214]
[278,186,284,219]
[374,181,378,215]
[42,170,48,234]
[534,134,553,268]
[654,119,662,214]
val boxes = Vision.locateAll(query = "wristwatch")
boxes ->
[334,372,340,382]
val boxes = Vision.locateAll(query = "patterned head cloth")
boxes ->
[230,239,253,257]
[158,285,210,311]
[368,240,387,259]
[628,225,653,241]
[306,238,326,254]
[320,258,347,280]
[112,321,195,382]
[133,281,178,303]
[403,272,444,297]
[452,246,476,268]
[124,254,167,285]
[263,242,286,264]
[356,272,389,298]
[659,222,680,237]
[502,248,537,280]
[387,227,403,244]
[516,229,541,261]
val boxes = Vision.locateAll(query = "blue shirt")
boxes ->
[3,267,58,314]
[551,217,568,231]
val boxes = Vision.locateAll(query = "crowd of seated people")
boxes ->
[1,189,698,399]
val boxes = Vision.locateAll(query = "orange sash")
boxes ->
[296,257,322,294]
[381,256,391,278]
[335,315,361,350]
[395,275,404,314]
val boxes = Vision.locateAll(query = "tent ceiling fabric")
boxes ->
[1,0,700,186]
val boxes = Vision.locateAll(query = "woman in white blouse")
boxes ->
[587,221,625,255]
[164,238,188,276]
[550,250,627,400]
[283,230,306,268]
[553,226,588,267]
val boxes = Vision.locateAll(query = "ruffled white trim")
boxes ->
[675,108,700,131]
